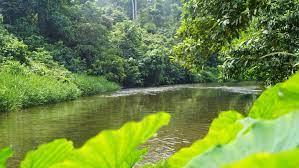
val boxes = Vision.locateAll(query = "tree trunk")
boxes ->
[132,0,135,20]
[135,0,137,20]
[132,0,137,20]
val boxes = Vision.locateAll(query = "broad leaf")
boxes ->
[142,160,167,168]
[0,147,13,168]
[51,112,170,168]
[21,139,74,168]
[185,111,299,168]
[223,148,299,168]
[166,111,244,168]
[249,72,299,119]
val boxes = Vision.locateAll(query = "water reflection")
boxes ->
[0,83,259,167]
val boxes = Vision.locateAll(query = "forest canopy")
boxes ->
[0,0,204,89]
[174,0,299,85]
[1,0,295,88]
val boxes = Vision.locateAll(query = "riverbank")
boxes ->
[0,70,120,112]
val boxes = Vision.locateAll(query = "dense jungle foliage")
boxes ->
[0,0,201,88]
[1,71,299,168]
[0,20,119,112]
[174,0,299,85]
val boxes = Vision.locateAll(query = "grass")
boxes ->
[72,74,120,96]
[0,72,120,112]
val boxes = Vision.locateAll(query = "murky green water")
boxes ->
[0,83,260,167]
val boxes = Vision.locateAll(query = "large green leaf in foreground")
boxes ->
[0,147,13,168]
[223,148,299,168]
[249,72,299,119]
[166,111,244,168]
[52,112,170,168]
[185,111,299,168]
[20,139,74,168]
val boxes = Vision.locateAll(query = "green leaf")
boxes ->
[20,139,74,168]
[223,148,299,168]
[0,147,13,168]
[166,111,244,168]
[249,72,299,119]
[184,111,299,168]
[142,160,167,168]
[51,112,171,168]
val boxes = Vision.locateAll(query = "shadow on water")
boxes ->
[0,82,260,167]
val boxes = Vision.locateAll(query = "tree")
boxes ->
[175,0,299,84]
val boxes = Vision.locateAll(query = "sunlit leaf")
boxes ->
[185,111,299,168]
[249,72,299,119]
[166,111,244,168]
[0,147,13,168]
[51,112,170,168]
[20,139,74,168]
[223,148,299,168]
[142,160,167,168]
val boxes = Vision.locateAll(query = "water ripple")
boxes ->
[103,83,262,97]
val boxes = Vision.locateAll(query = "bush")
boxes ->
[72,74,120,96]
[0,22,28,63]
[123,58,143,87]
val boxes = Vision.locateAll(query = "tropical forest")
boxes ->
[0,0,298,167]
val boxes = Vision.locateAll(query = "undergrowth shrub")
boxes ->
[72,74,120,96]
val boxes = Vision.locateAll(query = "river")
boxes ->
[0,82,261,167]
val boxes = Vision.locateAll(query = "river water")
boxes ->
[0,82,261,167]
